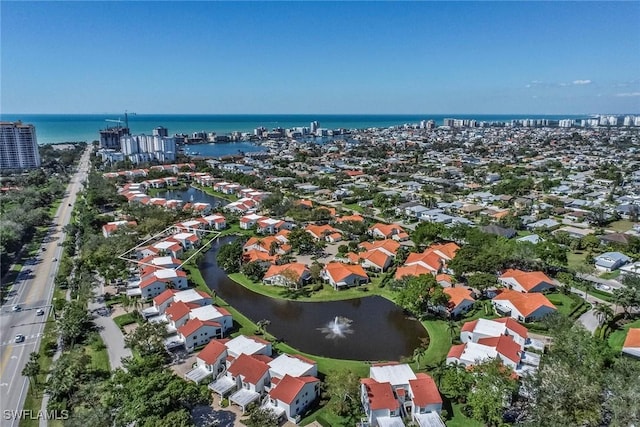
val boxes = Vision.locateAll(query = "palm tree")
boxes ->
[22,352,41,394]
[447,320,458,340]
[593,302,614,325]
[256,319,271,336]
[412,346,424,370]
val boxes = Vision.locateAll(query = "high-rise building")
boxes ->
[153,126,168,137]
[0,121,42,170]
[310,121,319,134]
[100,127,130,149]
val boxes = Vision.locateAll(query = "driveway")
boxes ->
[88,283,132,370]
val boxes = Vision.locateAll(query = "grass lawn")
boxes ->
[608,318,640,352]
[113,312,138,330]
[342,203,364,213]
[85,335,110,372]
[567,251,588,271]
[599,270,621,280]
[608,220,634,233]
[227,272,396,303]
[192,184,238,202]
[445,402,483,427]
[421,320,453,367]
[546,293,582,317]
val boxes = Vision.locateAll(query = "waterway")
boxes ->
[199,235,428,361]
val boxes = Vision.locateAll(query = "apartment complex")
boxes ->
[0,121,41,170]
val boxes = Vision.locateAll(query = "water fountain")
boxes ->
[319,316,353,339]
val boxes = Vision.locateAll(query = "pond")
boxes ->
[158,187,228,208]
[199,236,428,361]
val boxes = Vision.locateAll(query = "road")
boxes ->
[0,147,91,426]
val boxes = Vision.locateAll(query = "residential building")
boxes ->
[498,269,555,293]
[0,121,41,170]
[491,289,557,322]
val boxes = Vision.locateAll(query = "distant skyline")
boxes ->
[2,1,639,115]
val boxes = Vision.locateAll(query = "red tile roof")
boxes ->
[493,289,556,317]
[197,340,227,364]
[178,319,221,338]
[270,375,319,405]
[499,269,554,292]
[360,378,400,411]
[409,373,442,407]
[227,353,270,385]
[624,328,640,348]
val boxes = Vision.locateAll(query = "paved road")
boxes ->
[0,147,91,426]
[87,282,131,370]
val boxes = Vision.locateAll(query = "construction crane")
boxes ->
[124,110,136,130]
[105,118,123,128]
[105,111,136,133]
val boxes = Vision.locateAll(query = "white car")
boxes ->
[12,305,21,312]
[36,308,45,316]
[15,334,25,343]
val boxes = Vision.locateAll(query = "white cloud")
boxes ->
[615,92,640,97]
[572,79,592,85]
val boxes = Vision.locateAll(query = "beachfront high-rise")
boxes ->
[120,134,176,164]
[0,121,41,170]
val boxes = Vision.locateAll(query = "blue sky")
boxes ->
[2,1,639,114]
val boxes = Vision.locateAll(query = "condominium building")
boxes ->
[0,121,41,170]
[121,133,176,164]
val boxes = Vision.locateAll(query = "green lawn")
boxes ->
[608,220,634,233]
[599,270,621,280]
[227,272,396,303]
[608,318,640,352]
[342,203,364,213]
[421,320,453,367]
[546,293,582,317]
[85,335,110,371]
[445,402,483,427]
[192,184,238,202]
[567,251,588,271]
[113,312,138,330]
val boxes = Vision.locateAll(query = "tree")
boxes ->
[241,261,266,282]
[124,321,168,357]
[520,316,614,427]
[22,352,41,393]
[325,369,362,422]
[288,227,318,255]
[256,319,271,336]
[612,276,640,318]
[243,405,279,427]
[58,301,93,348]
[411,222,446,247]
[466,273,497,298]
[440,363,472,403]
[309,262,323,284]
[593,303,614,325]
[216,238,244,273]
[465,359,518,427]
[395,274,448,318]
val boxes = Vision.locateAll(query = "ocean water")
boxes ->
[0,114,587,145]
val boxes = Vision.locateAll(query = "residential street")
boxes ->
[0,148,91,427]
[570,286,619,333]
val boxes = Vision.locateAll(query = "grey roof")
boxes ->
[480,224,517,238]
